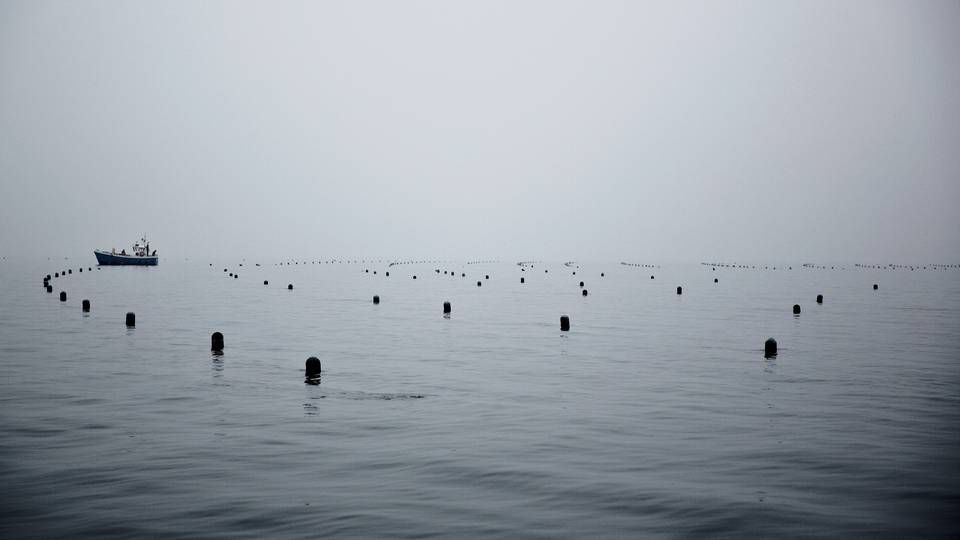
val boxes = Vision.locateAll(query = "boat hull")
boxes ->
[94,251,158,266]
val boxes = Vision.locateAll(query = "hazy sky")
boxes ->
[1,0,957,262]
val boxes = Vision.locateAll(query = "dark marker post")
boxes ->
[676,286,682,295]
[288,284,293,290]
[443,301,451,314]
[816,294,823,304]
[59,291,66,302]
[560,315,570,331]
[582,289,588,296]
[793,304,801,315]
[82,299,90,312]
[373,295,380,304]
[264,280,269,285]
[126,312,136,327]
[765,338,777,358]
[211,332,224,351]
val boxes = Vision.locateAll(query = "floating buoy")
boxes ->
[46,285,52,293]
[793,304,801,314]
[385,272,389,277]
[485,275,489,279]
[82,299,90,312]
[413,275,417,280]
[288,284,293,290]
[224,268,227,272]
[520,277,525,283]
[79,268,82,273]
[229,273,233,277]
[477,281,482,287]
[461,273,465,277]
[68,269,71,274]
[443,301,451,314]
[601,273,604,277]
[582,289,588,296]
[54,272,59,278]
[560,315,570,331]
[373,295,380,304]
[714,278,718,283]
[59,291,66,302]
[264,280,268,285]
[873,284,878,290]
[765,338,777,358]
[579,281,584,287]
[651,275,654,280]
[125,312,135,327]
[234,274,238,279]
[676,286,682,295]
[211,332,224,351]
[816,294,823,304]
[305,357,321,378]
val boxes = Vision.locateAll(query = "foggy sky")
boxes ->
[1,0,958,262]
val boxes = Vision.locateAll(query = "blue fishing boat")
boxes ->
[94,236,158,266]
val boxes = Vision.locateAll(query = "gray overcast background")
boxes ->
[1,0,958,262]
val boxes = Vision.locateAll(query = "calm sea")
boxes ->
[1,258,958,538]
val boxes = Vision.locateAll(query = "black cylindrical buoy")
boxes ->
[126,312,135,327]
[79,268,82,273]
[82,299,90,312]
[765,338,777,358]
[46,285,52,293]
[676,286,682,295]
[579,281,584,287]
[873,284,878,290]
[229,273,233,277]
[288,284,293,290]
[520,277,525,283]
[264,280,268,285]
[714,278,718,283]
[793,304,801,314]
[373,295,380,304]
[443,301,451,314]
[305,357,321,377]
[485,275,489,280]
[224,268,227,272]
[413,275,417,279]
[582,289,588,296]
[234,274,238,279]
[68,269,71,274]
[59,291,66,302]
[477,281,482,287]
[560,315,570,331]
[650,275,654,280]
[55,272,59,277]
[816,294,823,304]
[211,332,224,351]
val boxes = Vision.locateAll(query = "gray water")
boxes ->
[1,258,958,538]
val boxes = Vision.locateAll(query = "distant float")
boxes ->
[94,236,158,266]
